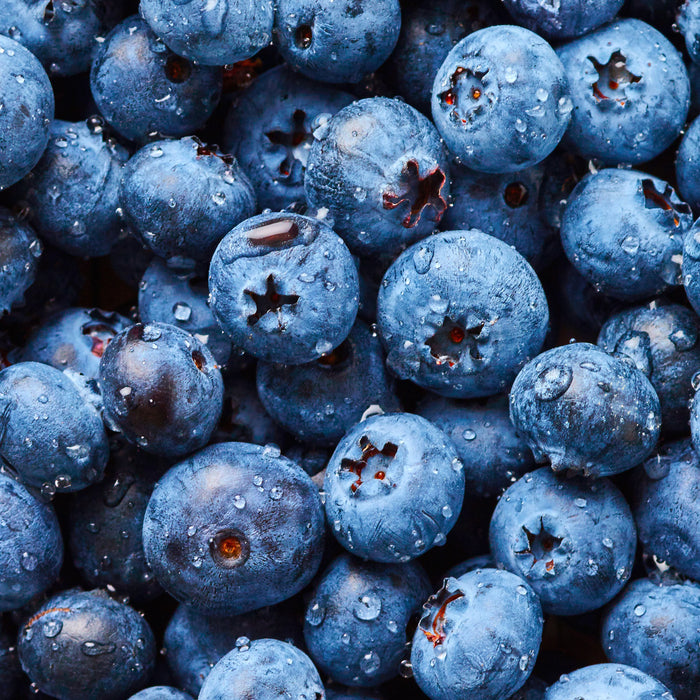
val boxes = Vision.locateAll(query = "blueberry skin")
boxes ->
[561,169,692,301]
[389,0,503,114]
[411,569,543,700]
[676,114,700,210]
[199,638,324,700]
[304,554,431,686]
[441,161,557,270]
[223,65,353,212]
[17,589,156,700]
[120,136,256,263]
[510,343,661,477]
[0,361,109,491]
[417,394,535,498]
[502,0,624,40]
[602,578,700,700]
[128,688,192,700]
[140,0,273,66]
[377,230,549,399]
[557,19,689,165]
[545,663,674,700]
[490,467,637,615]
[273,0,401,84]
[256,321,400,446]
[0,472,63,612]
[431,25,570,174]
[305,97,450,258]
[90,16,222,143]
[679,0,700,65]
[209,212,359,365]
[323,413,464,562]
[634,439,700,581]
[22,307,131,380]
[99,322,224,458]
[0,35,54,191]
[598,302,700,433]
[143,442,325,615]
[0,207,41,313]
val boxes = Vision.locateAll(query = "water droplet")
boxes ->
[504,66,518,83]
[462,429,476,441]
[353,594,381,621]
[441,505,453,519]
[172,302,192,322]
[574,497,587,508]
[306,601,325,626]
[42,620,62,638]
[233,495,246,509]
[270,486,283,500]
[621,236,640,255]
[634,604,646,616]
[534,365,573,401]
[360,650,381,675]
[81,641,116,656]
[21,552,38,571]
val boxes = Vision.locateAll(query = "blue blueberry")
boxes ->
[143,442,325,615]
[0,34,54,190]
[411,569,543,700]
[99,322,224,458]
[445,552,495,579]
[0,207,42,314]
[679,0,700,65]
[305,96,450,258]
[598,302,700,433]
[490,467,637,615]
[546,663,674,699]
[284,442,330,477]
[676,114,700,210]
[561,169,691,301]
[120,136,256,263]
[0,361,109,492]
[257,320,400,446]
[128,688,192,700]
[90,16,222,143]
[209,212,359,365]
[18,588,156,700]
[557,19,689,165]
[509,343,661,477]
[377,230,549,398]
[417,394,535,498]
[109,230,154,289]
[602,577,700,700]
[635,439,700,581]
[198,638,324,700]
[140,0,273,66]
[304,553,431,686]
[0,471,63,612]
[431,25,571,173]
[323,412,464,562]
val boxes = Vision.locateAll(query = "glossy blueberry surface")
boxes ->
[676,114,700,210]
[679,0,700,65]
[0,207,42,314]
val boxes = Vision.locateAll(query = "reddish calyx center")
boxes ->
[340,435,398,493]
[383,160,448,229]
[589,51,640,105]
[218,535,242,559]
[423,591,464,647]
[642,179,690,228]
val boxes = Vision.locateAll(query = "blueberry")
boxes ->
[561,169,691,301]
[511,677,548,700]
[490,467,637,615]
[431,25,571,173]
[303,553,431,686]
[305,96,450,257]
[323,412,464,562]
[509,342,661,477]
[99,322,224,458]
[143,442,325,615]
[445,552,495,579]
[557,18,690,165]
[602,577,700,700]
[109,230,154,289]
[377,230,549,398]
[598,302,700,433]
[0,35,54,190]
[635,439,700,581]
[546,663,674,699]
[417,394,535,498]
[0,471,63,612]
[256,320,400,446]
[0,361,108,492]
[90,16,222,143]
[411,569,543,700]
[18,588,156,700]
[140,0,273,66]
[22,307,130,379]
[209,212,359,365]
[120,136,256,263]
[676,114,700,210]
[128,688,192,700]
[223,65,353,211]
[273,0,401,84]
[679,0,700,65]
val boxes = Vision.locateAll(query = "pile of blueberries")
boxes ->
[5,0,700,698]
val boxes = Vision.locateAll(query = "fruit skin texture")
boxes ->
[128,688,192,700]
[303,554,431,686]
[0,207,41,314]
[198,638,324,700]
[431,25,571,174]
[679,0,700,65]
[0,471,63,612]
[509,343,661,477]
[17,588,156,700]
[378,230,549,399]
[676,115,700,210]
[142,442,325,616]
[411,569,543,700]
